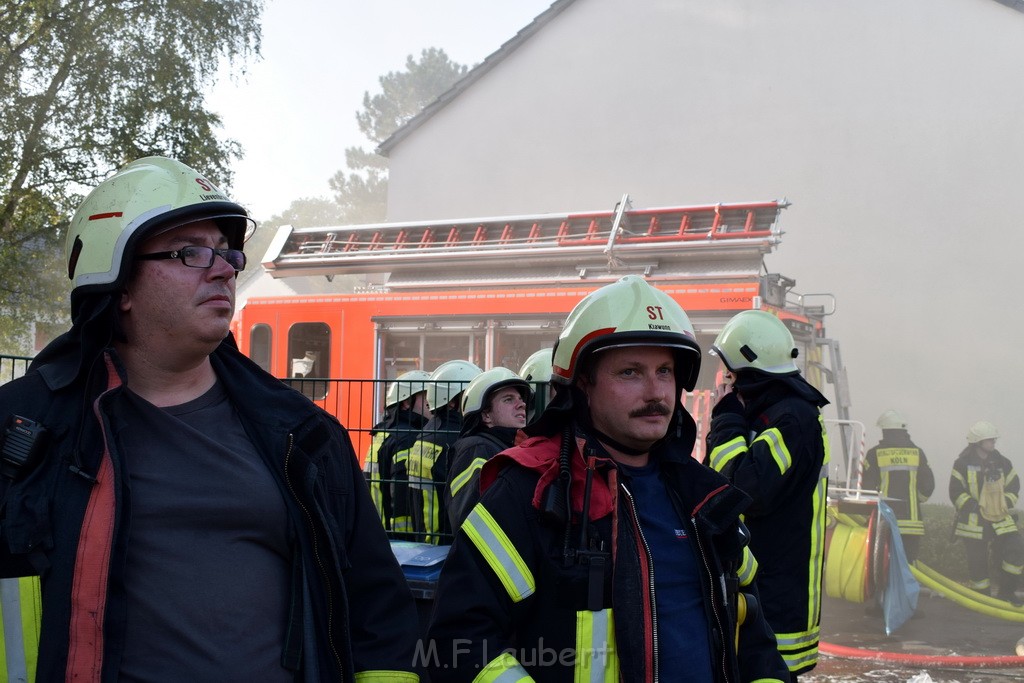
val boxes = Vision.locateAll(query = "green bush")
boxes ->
[917,503,968,579]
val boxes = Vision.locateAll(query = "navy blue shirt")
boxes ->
[620,460,713,682]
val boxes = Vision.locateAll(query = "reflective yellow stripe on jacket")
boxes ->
[775,626,820,674]
[752,427,793,475]
[473,652,532,682]
[451,457,488,497]
[463,505,536,602]
[0,576,41,683]
[737,547,758,587]
[574,609,618,682]
[708,435,746,473]
[365,432,387,519]
[807,418,830,637]
[354,671,419,682]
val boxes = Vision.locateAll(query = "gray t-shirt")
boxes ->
[114,382,294,682]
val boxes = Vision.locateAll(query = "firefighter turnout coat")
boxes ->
[0,335,420,682]
[426,420,788,683]
[950,446,1021,541]
[862,429,934,538]
[365,407,429,535]
[705,379,830,677]
[401,406,462,543]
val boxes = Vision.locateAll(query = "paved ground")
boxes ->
[805,592,1024,682]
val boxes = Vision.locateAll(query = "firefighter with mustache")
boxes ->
[426,276,787,682]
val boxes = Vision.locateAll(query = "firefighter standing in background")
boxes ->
[427,275,788,682]
[862,409,935,563]
[364,370,431,536]
[949,420,1024,603]
[402,359,481,543]
[705,309,830,682]
[445,367,530,528]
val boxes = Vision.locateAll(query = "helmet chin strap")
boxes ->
[588,426,650,458]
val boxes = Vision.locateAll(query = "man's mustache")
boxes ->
[629,403,671,418]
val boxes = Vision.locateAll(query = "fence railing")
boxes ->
[0,354,33,385]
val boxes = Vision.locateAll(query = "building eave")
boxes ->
[377,0,577,156]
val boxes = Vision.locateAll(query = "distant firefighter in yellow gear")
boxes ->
[949,421,1024,603]
[862,410,935,562]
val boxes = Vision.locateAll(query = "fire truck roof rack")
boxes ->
[262,194,789,285]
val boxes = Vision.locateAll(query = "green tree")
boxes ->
[0,0,263,354]
[329,48,467,223]
[237,197,349,294]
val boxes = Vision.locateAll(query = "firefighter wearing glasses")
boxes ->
[427,275,787,682]
[705,309,830,681]
[0,157,420,681]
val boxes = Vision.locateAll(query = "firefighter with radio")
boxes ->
[862,409,935,563]
[705,309,830,681]
[949,420,1024,604]
[364,369,431,535]
[445,367,530,528]
[402,359,481,544]
[427,275,787,682]
[0,157,420,681]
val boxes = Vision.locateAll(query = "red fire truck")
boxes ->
[230,195,851,462]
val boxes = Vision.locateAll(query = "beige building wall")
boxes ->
[383,0,1024,484]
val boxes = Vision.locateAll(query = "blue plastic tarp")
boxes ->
[877,500,920,635]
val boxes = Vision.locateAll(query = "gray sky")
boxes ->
[207,0,553,220]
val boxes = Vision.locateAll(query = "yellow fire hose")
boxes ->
[911,561,1024,622]
[824,520,869,603]
[822,503,1024,668]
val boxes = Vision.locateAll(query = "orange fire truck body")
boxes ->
[231,196,847,462]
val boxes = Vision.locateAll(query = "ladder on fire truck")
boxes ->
[262,194,787,288]
[260,195,854,467]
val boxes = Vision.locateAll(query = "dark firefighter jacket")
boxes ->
[445,425,519,529]
[0,334,420,682]
[705,377,829,677]
[862,429,934,536]
[365,407,428,535]
[427,416,788,683]
[950,446,1021,540]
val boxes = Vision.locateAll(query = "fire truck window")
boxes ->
[423,334,480,371]
[287,322,331,401]
[495,331,560,373]
[381,334,423,378]
[249,324,272,373]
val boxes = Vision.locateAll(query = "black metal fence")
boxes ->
[0,354,32,385]
[0,359,547,546]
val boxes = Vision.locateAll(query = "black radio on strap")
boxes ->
[1,415,48,480]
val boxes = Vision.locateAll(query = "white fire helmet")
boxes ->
[551,275,701,391]
[966,420,999,444]
[427,360,482,411]
[385,370,431,409]
[65,156,255,302]
[461,367,530,417]
[877,410,907,431]
[710,309,799,376]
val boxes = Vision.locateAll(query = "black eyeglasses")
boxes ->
[136,245,247,272]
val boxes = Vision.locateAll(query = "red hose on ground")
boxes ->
[819,641,1024,669]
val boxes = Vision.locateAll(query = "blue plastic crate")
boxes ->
[390,541,450,600]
